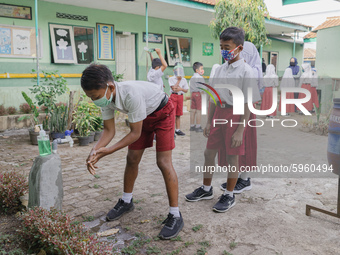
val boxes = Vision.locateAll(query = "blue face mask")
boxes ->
[93,84,113,107]
[221,45,240,61]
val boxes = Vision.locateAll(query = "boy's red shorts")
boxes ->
[191,92,201,110]
[206,106,246,155]
[170,93,183,116]
[128,98,175,152]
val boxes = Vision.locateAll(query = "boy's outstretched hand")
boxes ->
[86,147,110,175]
[231,130,243,148]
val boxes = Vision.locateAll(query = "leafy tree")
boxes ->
[210,0,269,47]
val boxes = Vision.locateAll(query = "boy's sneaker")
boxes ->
[175,130,186,136]
[185,186,214,202]
[106,198,134,221]
[234,178,252,194]
[195,127,204,132]
[220,178,252,193]
[158,212,184,240]
[190,126,196,131]
[213,194,235,213]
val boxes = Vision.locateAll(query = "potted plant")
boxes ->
[93,116,103,141]
[30,69,68,131]
[49,103,68,140]
[72,100,98,146]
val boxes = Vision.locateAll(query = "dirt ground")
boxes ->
[1,111,340,255]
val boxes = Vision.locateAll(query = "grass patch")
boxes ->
[146,245,162,254]
[223,251,233,255]
[229,241,237,249]
[93,184,99,189]
[199,241,210,247]
[150,193,162,197]
[93,174,100,179]
[121,232,151,255]
[196,247,207,255]
[170,236,182,242]
[82,215,94,222]
[192,224,203,232]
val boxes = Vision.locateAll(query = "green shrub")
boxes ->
[19,103,32,114]
[0,171,28,213]
[7,107,17,115]
[19,207,113,254]
[0,105,6,116]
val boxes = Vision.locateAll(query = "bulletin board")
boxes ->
[0,24,42,58]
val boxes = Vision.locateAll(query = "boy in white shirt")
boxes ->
[189,62,205,132]
[147,48,167,91]
[185,27,261,213]
[168,62,189,136]
[81,64,183,239]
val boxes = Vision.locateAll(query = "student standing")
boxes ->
[169,63,189,136]
[147,48,167,91]
[288,57,301,112]
[279,68,295,115]
[185,27,261,212]
[299,63,318,112]
[260,64,279,118]
[219,41,262,193]
[81,64,183,239]
[189,62,205,132]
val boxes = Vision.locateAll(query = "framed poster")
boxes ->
[203,42,213,56]
[143,32,162,44]
[49,24,77,64]
[73,26,94,64]
[165,36,182,66]
[97,23,114,60]
[0,4,32,20]
[0,24,42,58]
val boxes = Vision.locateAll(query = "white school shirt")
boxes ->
[168,76,189,95]
[101,81,165,123]
[147,68,164,91]
[190,73,205,93]
[210,58,261,105]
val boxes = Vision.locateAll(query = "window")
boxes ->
[165,36,192,67]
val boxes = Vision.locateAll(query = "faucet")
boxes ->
[55,130,74,147]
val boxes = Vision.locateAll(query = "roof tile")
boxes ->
[313,16,340,32]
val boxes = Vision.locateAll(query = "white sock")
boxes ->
[224,189,233,197]
[240,172,249,181]
[169,207,180,218]
[176,129,180,132]
[196,124,201,128]
[203,185,211,192]
[191,124,195,127]
[122,192,132,203]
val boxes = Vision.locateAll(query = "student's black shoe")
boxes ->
[175,130,186,136]
[234,178,252,194]
[220,182,227,191]
[190,126,196,131]
[106,198,134,221]
[220,178,252,193]
[185,186,214,202]
[195,127,204,132]
[158,213,184,240]
[213,194,235,213]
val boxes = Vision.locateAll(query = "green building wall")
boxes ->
[263,38,304,77]
[315,26,340,114]
[0,0,306,108]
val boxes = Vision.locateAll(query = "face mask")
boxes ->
[93,84,113,107]
[199,70,204,75]
[290,61,295,66]
[221,45,240,61]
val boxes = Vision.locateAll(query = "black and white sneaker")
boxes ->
[175,130,186,136]
[190,126,196,131]
[195,127,204,132]
[158,213,184,240]
[213,194,235,213]
[106,198,134,221]
[234,178,252,194]
[185,186,214,202]
[220,178,252,193]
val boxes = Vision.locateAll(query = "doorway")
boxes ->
[116,33,136,81]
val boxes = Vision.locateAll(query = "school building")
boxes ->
[302,16,340,114]
[0,0,311,108]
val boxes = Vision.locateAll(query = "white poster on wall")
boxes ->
[13,29,31,55]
